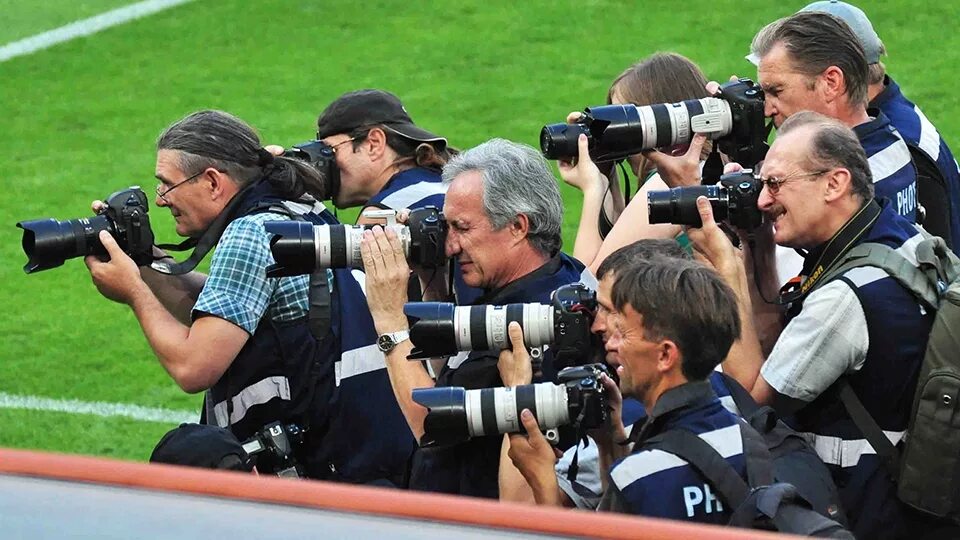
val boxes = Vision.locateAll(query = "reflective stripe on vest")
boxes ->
[212,376,291,427]
[335,344,386,386]
[801,430,907,468]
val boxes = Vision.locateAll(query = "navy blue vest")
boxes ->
[409,252,588,498]
[787,201,933,538]
[854,112,918,222]
[608,381,747,523]
[872,76,960,253]
[209,182,415,485]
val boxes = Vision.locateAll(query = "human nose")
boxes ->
[758,183,774,211]
[155,190,169,207]
[445,229,460,258]
[764,98,777,120]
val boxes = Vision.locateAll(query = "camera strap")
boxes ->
[777,199,882,305]
[149,180,264,275]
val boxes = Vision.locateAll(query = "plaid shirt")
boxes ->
[193,212,309,334]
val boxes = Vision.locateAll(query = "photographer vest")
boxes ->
[366,166,446,211]
[872,76,960,253]
[785,202,934,538]
[409,252,590,498]
[205,182,415,485]
[855,111,918,223]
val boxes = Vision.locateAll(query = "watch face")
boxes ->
[377,334,394,352]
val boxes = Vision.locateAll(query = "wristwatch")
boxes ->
[377,330,410,353]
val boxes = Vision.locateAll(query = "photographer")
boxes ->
[315,89,456,222]
[84,110,414,485]
[687,111,934,538]
[560,53,714,271]
[359,138,591,498]
[505,256,746,524]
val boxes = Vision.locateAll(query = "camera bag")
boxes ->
[812,233,960,523]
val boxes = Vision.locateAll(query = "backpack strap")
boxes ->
[836,380,901,480]
[645,421,774,509]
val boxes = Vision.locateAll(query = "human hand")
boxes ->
[588,373,627,444]
[90,200,106,214]
[507,409,562,491]
[263,144,285,156]
[498,322,532,387]
[705,75,741,97]
[84,230,147,304]
[642,133,708,188]
[359,226,411,335]
[685,196,743,279]
[557,121,606,196]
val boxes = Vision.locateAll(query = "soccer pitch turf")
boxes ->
[1,0,957,462]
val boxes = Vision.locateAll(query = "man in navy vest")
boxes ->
[504,256,746,524]
[359,139,592,498]
[796,0,960,253]
[84,110,415,484]
[688,111,934,538]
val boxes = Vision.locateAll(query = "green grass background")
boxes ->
[1,0,957,461]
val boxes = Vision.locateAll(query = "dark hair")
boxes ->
[596,239,690,280]
[751,12,869,106]
[611,258,740,381]
[779,111,874,202]
[157,110,327,200]
[347,125,458,172]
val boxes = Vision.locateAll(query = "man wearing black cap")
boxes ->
[316,89,456,223]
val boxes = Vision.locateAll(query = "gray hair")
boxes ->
[441,138,563,256]
[779,111,874,202]
[751,12,869,107]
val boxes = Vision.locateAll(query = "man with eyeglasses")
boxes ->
[85,110,415,485]
[686,111,935,538]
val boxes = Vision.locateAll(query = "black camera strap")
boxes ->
[149,180,264,275]
[777,199,882,305]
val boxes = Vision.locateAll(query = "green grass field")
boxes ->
[1,0,958,462]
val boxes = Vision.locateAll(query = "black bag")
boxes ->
[719,373,847,525]
[646,422,852,538]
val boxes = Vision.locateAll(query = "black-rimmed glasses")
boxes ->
[156,169,204,203]
[756,169,830,195]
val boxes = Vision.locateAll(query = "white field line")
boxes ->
[0,0,196,63]
[0,392,198,424]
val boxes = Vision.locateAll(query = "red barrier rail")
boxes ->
[0,448,793,539]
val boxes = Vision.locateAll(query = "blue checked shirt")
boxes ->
[192,213,309,334]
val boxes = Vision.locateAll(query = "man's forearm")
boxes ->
[140,266,206,325]
[384,339,437,441]
[718,255,767,394]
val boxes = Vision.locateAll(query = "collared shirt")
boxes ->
[192,212,308,333]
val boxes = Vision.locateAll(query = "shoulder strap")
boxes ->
[814,241,943,311]
[719,372,760,418]
[837,380,901,480]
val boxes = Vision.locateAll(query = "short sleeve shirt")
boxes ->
[192,213,309,334]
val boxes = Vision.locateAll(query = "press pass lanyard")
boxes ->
[777,199,882,305]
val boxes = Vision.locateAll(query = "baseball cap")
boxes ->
[316,89,447,149]
[745,1,883,66]
[150,423,253,471]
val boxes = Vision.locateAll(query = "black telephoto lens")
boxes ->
[404,302,459,359]
[647,185,728,227]
[17,215,113,274]
[540,123,590,161]
[411,386,470,447]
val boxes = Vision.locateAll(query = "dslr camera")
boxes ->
[411,363,608,447]
[241,421,306,479]
[263,206,447,277]
[404,283,598,369]
[282,140,340,202]
[17,187,155,274]
[647,170,764,229]
[540,78,767,167]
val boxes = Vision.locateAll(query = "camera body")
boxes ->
[412,363,608,447]
[240,421,305,478]
[264,206,448,277]
[540,78,767,167]
[647,170,764,229]
[17,187,155,274]
[404,283,598,369]
[283,139,340,202]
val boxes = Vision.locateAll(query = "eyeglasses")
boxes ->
[316,131,370,153]
[156,169,204,203]
[756,168,830,195]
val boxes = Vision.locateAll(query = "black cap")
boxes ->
[150,423,253,471]
[317,89,447,149]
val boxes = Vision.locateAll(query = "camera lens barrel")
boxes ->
[540,123,590,160]
[453,303,554,351]
[413,382,570,447]
[647,185,729,228]
[267,222,412,274]
[17,215,114,274]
